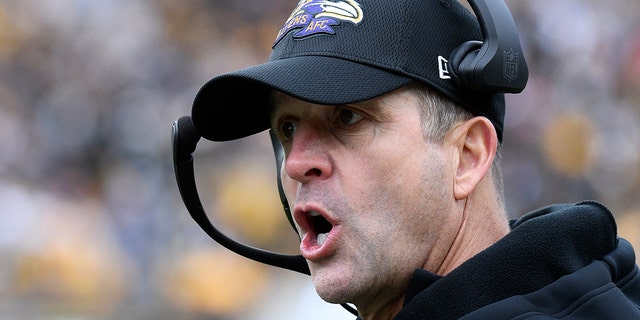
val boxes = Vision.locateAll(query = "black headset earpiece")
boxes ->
[449,0,528,93]
[449,40,484,86]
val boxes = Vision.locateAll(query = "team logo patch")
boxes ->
[273,0,363,46]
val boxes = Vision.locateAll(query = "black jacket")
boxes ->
[387,201,640,319]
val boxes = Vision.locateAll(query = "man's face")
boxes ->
[269,87,461,311]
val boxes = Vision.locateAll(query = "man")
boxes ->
[185,0,640,319]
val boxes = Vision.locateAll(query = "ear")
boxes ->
[447,117,498,201]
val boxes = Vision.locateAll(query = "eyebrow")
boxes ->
[267,89,392,126]
[345,99,390,123]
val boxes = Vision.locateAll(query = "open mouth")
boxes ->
[309,211,333,246]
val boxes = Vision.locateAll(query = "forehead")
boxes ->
[268,86,420,116]
[268,90,300,111]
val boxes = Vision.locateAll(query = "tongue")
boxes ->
[317,232,329,246]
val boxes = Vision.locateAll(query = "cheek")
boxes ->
[281,171,293,203]
[355,148,451,242]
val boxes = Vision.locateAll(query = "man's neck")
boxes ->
[436,195,510,275]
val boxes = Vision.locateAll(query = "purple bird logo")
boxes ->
[274,0,363,45]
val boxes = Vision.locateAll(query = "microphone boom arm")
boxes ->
[172,116,310,275]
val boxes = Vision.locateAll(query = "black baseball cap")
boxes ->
[192,0,506,142]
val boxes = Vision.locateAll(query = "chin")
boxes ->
[315,286,353,305]
[311,270,357,304]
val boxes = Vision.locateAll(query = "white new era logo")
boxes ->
[438,56,451,80]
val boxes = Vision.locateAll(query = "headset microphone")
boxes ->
[172,115,310,275]
[172,116,358,315]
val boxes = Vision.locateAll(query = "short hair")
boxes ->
[407,82,505,205]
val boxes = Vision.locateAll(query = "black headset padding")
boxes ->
[448,40,484,88]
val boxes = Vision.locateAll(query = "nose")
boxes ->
[283,122,331,184]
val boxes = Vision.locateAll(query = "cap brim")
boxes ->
[192,56,412,141]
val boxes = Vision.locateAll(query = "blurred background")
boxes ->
[0,0,639,319]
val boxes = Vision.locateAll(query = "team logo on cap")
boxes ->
[273,0,363,46]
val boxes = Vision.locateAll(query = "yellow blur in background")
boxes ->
[0,0,639,319]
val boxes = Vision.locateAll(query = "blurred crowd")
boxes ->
[0,0,638,319]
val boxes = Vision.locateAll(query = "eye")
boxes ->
[336,107,364,126]
[280,121,297,141]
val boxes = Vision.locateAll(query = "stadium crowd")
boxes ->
[0,0,638,319]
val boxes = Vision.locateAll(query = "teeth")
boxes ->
[310,211,321,217]
[317,233,328,246]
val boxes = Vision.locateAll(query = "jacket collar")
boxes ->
[396,201,617,319]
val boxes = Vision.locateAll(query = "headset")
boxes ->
[172,0,527,316]
[449,0,528,93]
